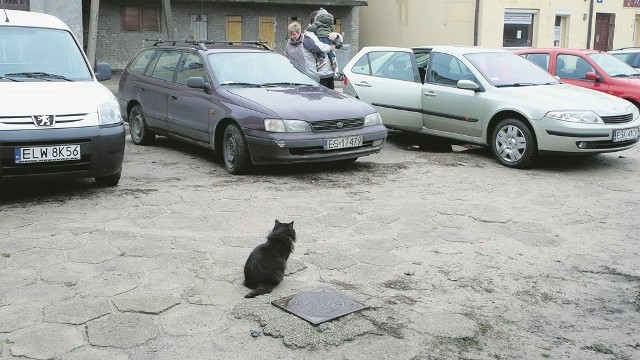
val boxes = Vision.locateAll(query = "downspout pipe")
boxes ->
[586,0,594,49]
[474,0,480,46]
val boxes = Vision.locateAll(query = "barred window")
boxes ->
[123,6,160,32]
[3,0,29,11]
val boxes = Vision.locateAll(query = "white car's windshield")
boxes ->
[208,52,317,86]
[0,26,92,81]
[588,53,640,77]
[466,52,560,87]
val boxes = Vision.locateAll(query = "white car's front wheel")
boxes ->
[491,118,537,168]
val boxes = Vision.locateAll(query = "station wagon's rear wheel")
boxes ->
[223,123,252,175]
[491,118,537,168]
[129,105,155,145]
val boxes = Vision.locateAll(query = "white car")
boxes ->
[343,46,640,168]
[0,10,124,185]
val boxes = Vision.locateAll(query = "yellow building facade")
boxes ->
[360,0,640,51]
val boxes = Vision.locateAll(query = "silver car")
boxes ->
[343,46,640,168]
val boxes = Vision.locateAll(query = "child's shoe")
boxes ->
[331,59,337,72]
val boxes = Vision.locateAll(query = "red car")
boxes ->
[515,48,640,109]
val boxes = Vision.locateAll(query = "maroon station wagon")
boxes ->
[118,40,387,174]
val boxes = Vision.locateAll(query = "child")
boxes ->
[306,8,337,72]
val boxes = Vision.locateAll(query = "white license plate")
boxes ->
[613,127,639,142]
[323,135,363,150]
[14,144,81,164]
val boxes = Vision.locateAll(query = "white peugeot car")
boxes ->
[0,10,124,185]
[343,46,640,168]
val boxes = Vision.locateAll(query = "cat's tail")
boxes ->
[244,284,274,298]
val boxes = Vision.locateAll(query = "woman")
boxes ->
[284,22,306,73]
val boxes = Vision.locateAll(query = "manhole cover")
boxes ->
[271,288,368,325]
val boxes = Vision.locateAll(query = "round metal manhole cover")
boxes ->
[272,288,368,325]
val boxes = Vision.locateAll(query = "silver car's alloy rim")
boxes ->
[224,135,237,168]
[495,125,526,163]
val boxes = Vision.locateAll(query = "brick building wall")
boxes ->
[97,1,362,71]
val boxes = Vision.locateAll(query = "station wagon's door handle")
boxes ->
[170,95,178,100]
[354,81,372,87]
[424,91,437,98]
[139,87,145,91]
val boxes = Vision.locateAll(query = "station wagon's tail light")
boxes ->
[343,75,349,86]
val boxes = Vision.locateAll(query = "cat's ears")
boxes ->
[274,219,294,227]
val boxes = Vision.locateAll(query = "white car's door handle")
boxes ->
[354,81,372,87]
[424,91,437,98]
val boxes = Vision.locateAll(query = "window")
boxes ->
[524,53,550,71]
[377,52,414,81]
[428,53,475,86]
[123,6,160,32]
[350,51,394,77]
[503,12,533,47]
[556,54,594,80]
[127,49,157,75]
[149,50,181,82]
[176,53,207,85]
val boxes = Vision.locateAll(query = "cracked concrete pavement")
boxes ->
[1,77,639,359]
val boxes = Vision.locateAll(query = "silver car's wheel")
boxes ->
[491,118,537,168]
[129,105,155,145]
[222,123,252,174]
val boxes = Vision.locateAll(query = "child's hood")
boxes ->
[315,12,334,26]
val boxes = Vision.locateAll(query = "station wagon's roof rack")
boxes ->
[145,39,272,51]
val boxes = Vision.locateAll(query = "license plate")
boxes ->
[323,136,363,150]
[14,145,81,164]
[612,127,639,142]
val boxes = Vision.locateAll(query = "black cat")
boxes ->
[243,220,296,298]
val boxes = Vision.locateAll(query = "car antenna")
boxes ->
[2,0,10,22]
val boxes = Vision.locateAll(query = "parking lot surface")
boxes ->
[1,89,640,358]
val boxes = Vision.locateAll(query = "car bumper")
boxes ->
[0,124,125,182]
[243,126,388,165]
[534,117,640,154]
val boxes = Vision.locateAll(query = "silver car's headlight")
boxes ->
[98,98,123,126]
[264,119,312,132]
[364,112,382,126]
[545,111,603,124]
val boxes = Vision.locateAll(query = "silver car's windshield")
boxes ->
[208,52,317,86]
[465,52,560,87]
[0,26,92,81]
[588,53,639,77]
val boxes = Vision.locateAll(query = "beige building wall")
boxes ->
[360,0,640,50]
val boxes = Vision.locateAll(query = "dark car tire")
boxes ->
[223,123,252,175]
[129,105,155,145]
[491,118,537,168]
[95,170,121,187]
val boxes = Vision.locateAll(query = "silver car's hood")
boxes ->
[503,83,631,116]
[225,85,375,120]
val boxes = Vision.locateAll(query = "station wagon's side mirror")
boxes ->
[457,79,483,92]
[186,76,212,91]
[94,62,112,81]
[585,71,601,82]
